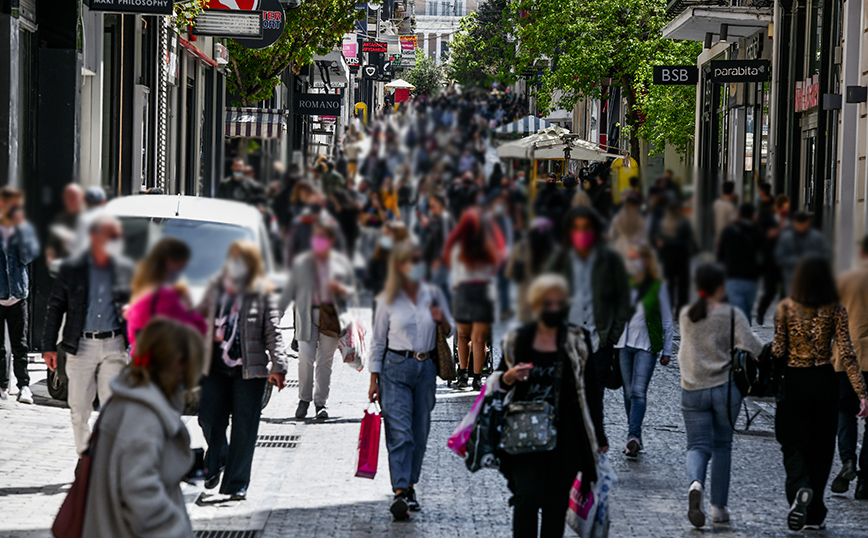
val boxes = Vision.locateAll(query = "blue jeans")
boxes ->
[619,347,656,440]
[380,350,437,492]
[681,381,741,507]
[725,278,758,324]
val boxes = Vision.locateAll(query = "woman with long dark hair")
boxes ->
[678,263,764,528]
[773,256,868,531]
[443,207,504,390]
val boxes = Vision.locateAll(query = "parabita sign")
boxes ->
[706,60,771,83]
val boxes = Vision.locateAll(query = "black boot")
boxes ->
[856,480,868,500]
[456,369,469,389]
[472,374,483,392]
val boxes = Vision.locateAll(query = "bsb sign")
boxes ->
[706,60,770,83]
[293,94,343,116]
[652,66,698,85]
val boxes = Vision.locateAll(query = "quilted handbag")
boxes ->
[498,361,562,455]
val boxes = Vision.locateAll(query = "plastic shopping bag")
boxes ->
[339,312,367,372]
[566,452,617,538]
[447,388,487,457]
[355,404,381,479]
[465,384,507,473]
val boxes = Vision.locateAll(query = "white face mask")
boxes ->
[104,239,124,258]
[406,263,426,283]
[626,259,645,277]
[378,235,395,250]
[227,258,249,282]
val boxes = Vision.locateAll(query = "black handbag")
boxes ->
[499,361,562,455]
[728,308,782,430]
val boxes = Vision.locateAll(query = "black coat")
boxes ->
[717,220,764,281]
[42,253,134,354]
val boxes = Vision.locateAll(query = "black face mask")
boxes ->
[540,308,569,328]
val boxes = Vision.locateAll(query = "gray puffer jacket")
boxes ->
[198,278,289,379]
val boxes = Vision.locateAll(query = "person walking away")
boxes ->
[282,216,355,420]
[712,181,737,244]
[615,242,673,458]
[397,175,414,228]
[217,157,265,206]
[831,236,868,498]
[717,203,764,323]
[678,263,764,528]
[655,200,696,315]
[757,182,775,219]
[368,241,455,521]
[0,187,39,403]
[197,240,288,498]
[609,193,646,260]
[772,256,868,530]
[495,274,608,538]
[489,189,515,320]
[82,318,203,538]
[756,215,784,326]
[45,183,84,272]
[126,238,207,354]
[533,173,570,236]
[775,211,831,296]
[419,194,454,305]
[42,215,133,459]
[506,218,558,323]
[321,160,345,199]
[443,207,504,391]
[548,206,631,404]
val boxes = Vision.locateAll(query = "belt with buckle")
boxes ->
[388,348,437,361]
[82,329,122,340]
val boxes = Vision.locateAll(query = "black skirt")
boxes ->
[453,282,495,323]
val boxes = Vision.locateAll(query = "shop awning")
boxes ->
[662,6,772,42]
[495,115,554,136]
[497,126,622,161]
[312,52,350,89]
[224,107,288,139]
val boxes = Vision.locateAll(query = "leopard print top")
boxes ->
[773,298,868,399]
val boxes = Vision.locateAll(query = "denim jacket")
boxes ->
[0,222,40,300]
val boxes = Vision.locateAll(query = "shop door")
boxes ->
[800,128,817,213]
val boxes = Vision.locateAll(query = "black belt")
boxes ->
[387,348,437,361]
[82,329,123,340]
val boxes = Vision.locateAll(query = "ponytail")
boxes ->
[685,264,726,323]
[687,295,708,323]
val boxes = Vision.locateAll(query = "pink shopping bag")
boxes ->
[447,388,487,457]
[355,404,381,479]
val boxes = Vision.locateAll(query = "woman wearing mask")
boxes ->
[197,241,288,499]
[773,256,868,531]
[654,200,696,314]
[83,318,203,538]
[495,274,607,538]
[443,207,505,391]
[678,264,764,528]
[283,216,356,420]
[614,242,673,458]
[126,238,207,354]
[368,241,455,521]
[365,221,409,296]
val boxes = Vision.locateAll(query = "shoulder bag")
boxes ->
[499,359,562,455]
[432,288,456,381]
[52,414,104,538]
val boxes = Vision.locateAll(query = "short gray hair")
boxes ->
[527,273,570,311]
[88,213,121,236]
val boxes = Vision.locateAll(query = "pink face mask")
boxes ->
[571,230,596,251]
[311,236,332,254]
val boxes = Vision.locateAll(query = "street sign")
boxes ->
[652,65,698,85]
[362,41,388,53]
[229,0,286,50]
[293,94,343,116]
[346,57,360,66]
[382,61,392,77]
[363,64,379,79]
[84,0,173,15]
[706,60,770,83]
[313,80,348,88]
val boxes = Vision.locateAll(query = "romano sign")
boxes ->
[293,94,343,116]
[84,0,173,15]
[706,60,770,83]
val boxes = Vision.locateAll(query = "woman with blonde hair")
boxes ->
[197,240,288,499]
[368,240,454,520]
[614,241,673,458]
[609,194,647,259]
[82,318,204,538]
[126,237,207,353]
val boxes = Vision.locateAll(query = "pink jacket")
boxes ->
[127,287,208,355]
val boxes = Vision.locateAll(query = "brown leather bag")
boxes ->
[432,290,456,381]
[318,304,341,338]
[53,415,103,538]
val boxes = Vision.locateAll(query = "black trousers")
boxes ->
[775,365,838,525]
[756,267,782,323]
[662,253,691,314]
[509,448,579,538]
[198,363,267,495]
[591,344,613,405]
[0,301,29,390]
[837,371,868,479]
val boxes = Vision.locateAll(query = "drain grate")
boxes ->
[286,379,299,388]
[256,434,301,448]
[194,531,259,538]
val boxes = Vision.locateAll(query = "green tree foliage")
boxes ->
[224,0,359,105]
[404,49,445,96]
[510,0,701,159]
[447,0,517,89]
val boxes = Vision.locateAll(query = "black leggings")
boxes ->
[509,449,579,538]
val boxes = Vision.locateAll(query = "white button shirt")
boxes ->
[615,283,674,356]
[368,284,455,374]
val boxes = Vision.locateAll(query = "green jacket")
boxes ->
[546,245,631,348]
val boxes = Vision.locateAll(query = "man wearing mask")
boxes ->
[775,211,831,296]
[0,187,40,403]
[217,157,265,206]
[547,206,631,404]
[42,215,134,461]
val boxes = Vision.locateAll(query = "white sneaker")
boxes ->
[17,386,33,405]
[0,388,7,400]
[712,505,730,523]
[688,481,705,528]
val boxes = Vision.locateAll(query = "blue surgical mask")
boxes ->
[407,263,426,283]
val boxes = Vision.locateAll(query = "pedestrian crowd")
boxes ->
[1,90,866,538]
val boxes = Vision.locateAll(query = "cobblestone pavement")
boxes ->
[1,313,867,537]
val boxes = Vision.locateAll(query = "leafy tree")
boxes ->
[447,0,517,89]
[404,49,445,96]
[511,0,700,160]
[223,0,360,105]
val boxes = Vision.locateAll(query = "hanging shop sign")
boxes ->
[706,60,770,83]
[346,57,360,66]
[194,11,263,38]
[399,35,416,54]
[197,0,285,49]
[652,65,699,85]
[794,75,819,112]
[313,80,348,88]
[84,0,173,15]
[362,64,380,79]
[362,41,388,53]
[208,0,261,8]
[293,94,343,116]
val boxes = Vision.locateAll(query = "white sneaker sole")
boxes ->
[788,488,813,531]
